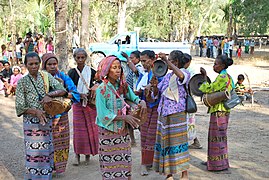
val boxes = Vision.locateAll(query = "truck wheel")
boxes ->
[90,51,106,70]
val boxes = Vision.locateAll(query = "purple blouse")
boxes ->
[157,69,191,117]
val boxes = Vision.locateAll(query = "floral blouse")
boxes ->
[199,69,234,113]
[15,71,65,117]
[95,81,140,133]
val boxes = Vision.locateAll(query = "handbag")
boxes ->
[184,84,197,113]
[28,73,71,116]
[224,89,241,109]
[223,75,241,109]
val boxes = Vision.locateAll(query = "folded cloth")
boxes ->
[136,72,148,91]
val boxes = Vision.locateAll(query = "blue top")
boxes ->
[136,70,163,108]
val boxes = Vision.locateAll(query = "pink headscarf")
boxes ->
[96,55,128,95]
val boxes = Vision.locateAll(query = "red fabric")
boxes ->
[73,103,99,155]
[140,106,158,165]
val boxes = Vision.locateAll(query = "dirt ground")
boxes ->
[1,49,269,180]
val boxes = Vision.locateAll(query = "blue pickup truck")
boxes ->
[89,31,191,70]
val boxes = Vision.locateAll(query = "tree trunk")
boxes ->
[81,0,89,49]
[197,3,214,37]
[117,0,127,34]
[228,3,233,37]
[54,0,68,72]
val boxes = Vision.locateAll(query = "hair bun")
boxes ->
[227,58,233,66]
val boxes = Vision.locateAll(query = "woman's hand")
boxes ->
[124,115,140,129]
[121,52,129,59]
[158,52,168,61]
[200,67,207,77]
[35,109,47,126]
[80,93,88,100]
[40,95,53,104]
[90,84,99,100]
[139,100,147,117]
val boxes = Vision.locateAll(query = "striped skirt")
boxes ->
[98,127,131,180]
[73,103,99,155]
[52,113,70,173]
[153,112,190,175]
[23,115,54,180]
[207,112,230,171]
[140,106,158,165]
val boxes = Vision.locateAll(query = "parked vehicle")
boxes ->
[89,31,191,70]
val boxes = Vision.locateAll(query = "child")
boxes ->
[237,45,242,58]
[1,44,8,62]
[235,74,253,103]
[6,66,23,96]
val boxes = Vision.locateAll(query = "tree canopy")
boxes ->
[0,0,268,43]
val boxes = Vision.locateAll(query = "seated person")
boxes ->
[235,74,253,102]
[6,66,23,96]
[122,35,131,44]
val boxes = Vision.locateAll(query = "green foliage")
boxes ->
[221,0,269,35]
[0,0,268,42]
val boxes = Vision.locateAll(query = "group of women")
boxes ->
[15,47,234,180]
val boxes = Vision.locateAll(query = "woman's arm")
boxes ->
[121,52,137,73]
[61,72,80,103]
[199,73,228,94]
[159,53,185,81]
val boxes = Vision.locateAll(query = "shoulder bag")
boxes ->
[184,84,197,113]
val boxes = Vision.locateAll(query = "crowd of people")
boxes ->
[0,31,256,180]
[193,36,263,59]
[1,32,54,65]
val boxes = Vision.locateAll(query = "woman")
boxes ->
[95,55,147,179]
[137,50,162,176]
[153,51,191,180]
[6,66,23,96]
[15,52,66,180]
[199,55,234,172]
[42,53,80,174]
[68,48,99,165]
[122,50,144,146]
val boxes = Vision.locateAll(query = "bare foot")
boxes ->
[166,174,173,180]
[181,170,188,180]
[73,154,80,166]
[85,155,90,165]
[140,165,149,176]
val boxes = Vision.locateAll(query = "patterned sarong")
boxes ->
[140,106,158,165]
[153,112,190,175]
[207,112,230,171]
[73,103,99,155]
[23,115,54,180]
[98,127,131,180]
[52,113,70,173]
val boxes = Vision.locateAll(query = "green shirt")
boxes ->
[15,71,66,117]
[199,71,233,113]
[95,81,140,133]
[235,82,246,95]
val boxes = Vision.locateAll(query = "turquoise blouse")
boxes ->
[95,81,140,133]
